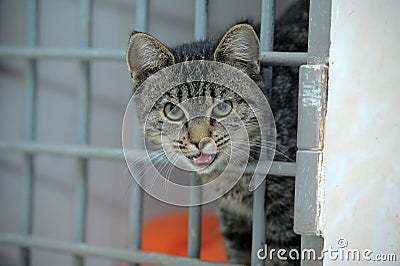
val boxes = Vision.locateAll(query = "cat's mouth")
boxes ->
[188,152,216,166]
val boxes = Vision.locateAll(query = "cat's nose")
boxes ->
[198,137,213,150]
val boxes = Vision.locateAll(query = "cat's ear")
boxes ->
[126,32,175,86]
[214,24,260,73]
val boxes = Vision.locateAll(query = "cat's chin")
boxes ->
[194,164,216,175]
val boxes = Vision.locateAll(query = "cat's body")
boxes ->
[126,0,309,265]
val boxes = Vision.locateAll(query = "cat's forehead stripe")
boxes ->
[149,82,246,116]
[177,87,183,102]
[187,83,192,98]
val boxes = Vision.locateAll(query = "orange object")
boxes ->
[123,211,227,266]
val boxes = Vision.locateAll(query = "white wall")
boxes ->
[323,0,400,264]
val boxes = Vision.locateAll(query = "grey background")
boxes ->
[0,0,296,265]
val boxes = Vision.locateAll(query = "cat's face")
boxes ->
[126,24,262,174]
[142,81,262,174]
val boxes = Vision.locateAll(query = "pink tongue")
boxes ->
[194,153,212,164]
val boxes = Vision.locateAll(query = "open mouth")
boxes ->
[188,152,216,166]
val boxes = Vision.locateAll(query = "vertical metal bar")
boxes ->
[251,176,266,266]
[301,235,324,266]
[307,0,331,65]
[128,177,143,251]
[135,0,149,32]
[259,0,275,95]
[128,1,149,266]
[251,1,274,265]
[194,0,208,41]
[295,1,331,265]
[187,0,208,259]
[128,114,144,266]
[74,1,92,266]
[21,1,38,265]
[187,173,202,258]
[260,0,274,51]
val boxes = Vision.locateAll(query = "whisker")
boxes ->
[147,151,177,192]
[232,140,294,162]
[126,149,169,184]
[163,153,181,197]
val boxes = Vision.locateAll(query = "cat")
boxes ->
[125,0,309,264]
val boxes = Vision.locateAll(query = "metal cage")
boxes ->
[0,0,331,265]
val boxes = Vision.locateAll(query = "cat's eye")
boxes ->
[163,102,185,121]
[212,100,233,118]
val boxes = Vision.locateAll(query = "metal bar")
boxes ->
[260,51,308,66]
[74,1,92,265]
[127,2,149,265]
[301,235,324,266]
[0,48,308,65]
[295,1,332,265]
[268,161,296,176]
[0,142,297,176]
[294,151,323,235]
[0,234,242,266]
[74,164,88,266]
[307,0,331,64]
[188,172,202,258]
[297,65,328,150]
[128,181,143,250]
[128,101,144,266]
[0,47,124,60]
[259,0,274,95]
[0,142,129,160]
[194,0,208,41]
[259,0,274,52]
[187,0,208,259]
[251,1,274,265]
[251,176,266,266]
[135,0,149,32]
[21,0,38,265]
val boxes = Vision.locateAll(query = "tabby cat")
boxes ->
[126,0,309,264]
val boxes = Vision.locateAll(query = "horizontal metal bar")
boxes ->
[0,48,307,67]
[0,47,124,60]
[0,141,296,176]
[260,51,308,66]
[0,141,129,160]
[0,233,242,266]
[268,161,296,176]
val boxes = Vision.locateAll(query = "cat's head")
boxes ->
[126,24,263,174]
